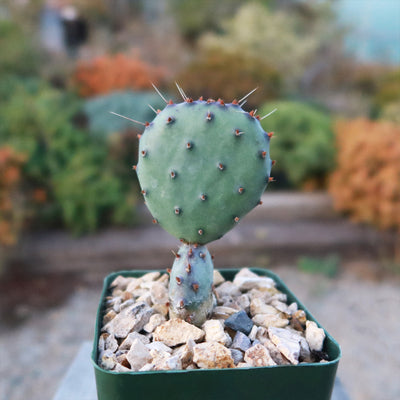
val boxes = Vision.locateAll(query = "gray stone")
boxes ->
[268,327,301,365]
[225,310,254,335]
[231,331,252,352]
[98,350,117,370]
[230,348,244,365]
[126,339,152,371]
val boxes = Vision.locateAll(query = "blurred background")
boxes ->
[0,1,399,399]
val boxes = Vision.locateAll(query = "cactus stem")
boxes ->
[151,82,168,103]
[186,263,192,273]
[238,187,245,194]
[174,207,181,215]
[234,216,240,223]
[170,170,177,179]
[238,87,258,105]
[192,283,199,292]
[218,163,225,171]
[176,276,182,285]
[260,108,278,120]
[198,229,204,235]
[200,193,207,201]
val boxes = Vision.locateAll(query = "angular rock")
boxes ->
[119,331,150,350]
[146,341,173,355]
[153,319,205,347]
[236,294,251,313]
[119,299,135,311]
[152,303,169,317]
[141,271,161,282]
[230,348,244,365]
[270,300,289,314]
[287,302,298,315]
[244,344,276,367]
[305,321,325,351]
[203,319,231,346]
[233,269,275,291]
[173,339,195,369]
[215,281,241,298]
[193,342,235,369]
[99,349,117,370]
[263,339,291,365]
[126,278,142,293]
[110,275,131,291]
[136,292,152,306]
[250,298,280,317]
[248,324,259,341]
[98,333,118,353]
[143,313,166,333]
[103,302,153,338]
[252,313,289,329]
[102,309,117,325]
[231,331,252,352]
[153,354,182,371]
[126,339,152,371]
[268,327,301,365]
[236,362,251,368]
[225,310,254,335]
[213,270,225,286]
[150,282,169,305]
[212,306,239,320]
[116,353,131,368]
[115,363,131,372]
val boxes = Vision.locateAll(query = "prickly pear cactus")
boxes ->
[130,87,273,326]
[136,98,272,244]
[168,244,214,326]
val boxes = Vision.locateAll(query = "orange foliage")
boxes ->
[0,147,25,246]
[329,119,400,231]
[73,53,165,97]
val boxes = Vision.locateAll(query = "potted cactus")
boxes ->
[92,85,341,400]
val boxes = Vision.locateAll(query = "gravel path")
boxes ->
[1,266,399,400]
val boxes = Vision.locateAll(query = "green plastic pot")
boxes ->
[92,268,341,400]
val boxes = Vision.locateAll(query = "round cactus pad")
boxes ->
[137,99,272,244]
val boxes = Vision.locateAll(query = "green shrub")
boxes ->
[0,79,136,234]
[83,91,168,137]
[259,101,335,189]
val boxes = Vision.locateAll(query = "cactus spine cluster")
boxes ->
[133,86,272,326]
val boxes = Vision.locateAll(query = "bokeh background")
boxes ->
[0,1,399,400]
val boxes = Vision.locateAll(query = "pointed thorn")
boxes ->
[192,283,199,292]
[148,104,157,114]
[137,134,142,139]
[179,300,185,308]
[218,163,225,171]
[199,252,205,259]
[186,264,191,273]
[198,96,204,101]
[176,276,182,285]
[261,108,278,120]
[151,82,168,103]
[145,122,150,127]
[198,229,204,235]
[239,87,258,104]
[132,165,137,171]
[152,218,158,224]
[258,200,263,205]
[167,268,171,274]
[171,250,180,258]
[267,132,274,138]
[260,151,267,159]
[272,160,276,166]
[234,216,240,223]
[186,97,193,103]
[109,112,146,126]
[238,187,245,194]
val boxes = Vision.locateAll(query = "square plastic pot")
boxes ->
[92,268,341,400]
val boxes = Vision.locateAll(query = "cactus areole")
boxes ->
[134,91,273,325]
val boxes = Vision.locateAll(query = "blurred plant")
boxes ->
[175,51,281,107]
[0,19,40,77]
[329,119,400,233]
[374,69,400,109]
[298,254,340,278]
[0,147,26,247]
[0,78,136,234]
[83,91,168,136]
[73,53,165,97]
[259,101,335,189]
[198,2,339,91]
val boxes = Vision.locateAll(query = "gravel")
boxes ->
[0,266,399,400]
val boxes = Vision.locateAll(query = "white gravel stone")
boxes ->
[212,306,238,319]
[146,341,173,355]
[215,281,241,298]
[153,319,205,347]
[244,344,276,367]
[252,314,289,328]
[213,270,225,286]
[233,269,275,291]
[305,321,326,351]
[143,313,166,333]
[250,298,280,316]
[173,339,195,369]
[193,342,235,369]
[268,327,301,365]
[150,282,169,305]
[126,339,152,371]
[203,319,231,346]
[119,331,150,350]
[99,349,117,370]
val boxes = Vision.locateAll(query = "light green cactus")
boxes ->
[126,86,273,326]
